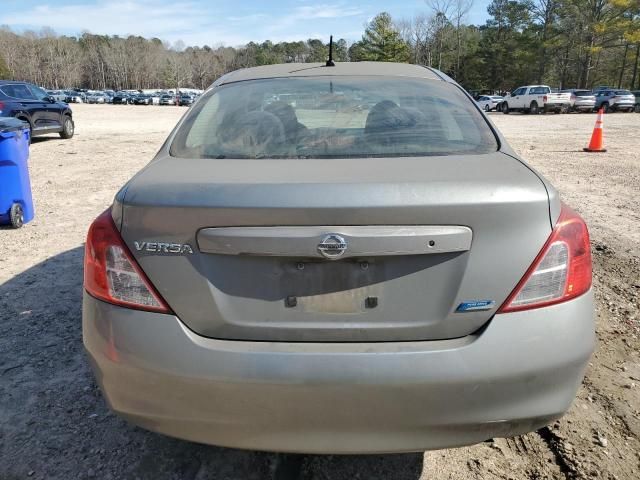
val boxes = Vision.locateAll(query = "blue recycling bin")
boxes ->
[0,118,33,228]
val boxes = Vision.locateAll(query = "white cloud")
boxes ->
[0,0,212,40]
[263,3,363,32]
[292,4,364,20]
[0,0,367,46]
[226,3,365,44]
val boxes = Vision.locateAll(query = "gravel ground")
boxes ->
[0,105,638,480]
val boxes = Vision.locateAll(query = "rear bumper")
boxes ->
[83,290,594,453]
[574,103,596,110]
[612,102,634,109]
[544,102,569,109]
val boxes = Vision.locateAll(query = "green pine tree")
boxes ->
[359,12,411,62]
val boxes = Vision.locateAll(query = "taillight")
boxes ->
[498,203,591,313]
[543,95,548,102]
[571,94,576,100]
[84,210,171,313]
[0,101,4,113]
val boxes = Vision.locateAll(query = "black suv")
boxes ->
[0,81,74,140]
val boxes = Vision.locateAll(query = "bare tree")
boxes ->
[0,27,22,79]
[453,0,474,79]
[398,15,434,65]
[425,0,454,71]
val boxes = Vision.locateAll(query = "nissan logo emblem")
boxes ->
[317,234,347,259]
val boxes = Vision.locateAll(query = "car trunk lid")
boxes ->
[119,152,552,342]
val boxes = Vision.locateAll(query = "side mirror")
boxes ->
[47,96,56,103]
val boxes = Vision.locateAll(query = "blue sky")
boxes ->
[0,0,491,48]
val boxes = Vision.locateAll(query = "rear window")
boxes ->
[170,76,497,159]
[565,90,592,97]
[615,90,632,95]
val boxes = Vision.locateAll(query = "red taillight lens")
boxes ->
[84,210,171,313]
[498,203,591,313]
[543,95,548,102]
[571,94,576,100]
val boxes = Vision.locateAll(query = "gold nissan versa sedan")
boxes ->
[83,62,594,453]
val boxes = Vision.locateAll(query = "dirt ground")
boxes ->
[0,105,638,480]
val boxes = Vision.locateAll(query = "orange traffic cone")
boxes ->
[583,108,606,152]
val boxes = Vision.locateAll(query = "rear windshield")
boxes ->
[529,87,550,94]
[615,90,632,95]
[170,76,497,159]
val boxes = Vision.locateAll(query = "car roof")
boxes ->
[0,80,28,85]
[215,62,446,86]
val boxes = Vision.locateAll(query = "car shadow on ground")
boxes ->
[0,246,424,480]
[30,136,65,144]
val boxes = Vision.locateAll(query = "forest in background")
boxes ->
[0,0,639,92]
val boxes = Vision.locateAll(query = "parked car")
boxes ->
[46,90,67,102]
[159,94,176,105]
[501,85,571,114]
[561,89,596,112]
[86,91,107,104]
[0,80,74,139]
[112,92,132,105]
[632,91,640,112]
[83,62,594,454]
[65,90,84,103]
[594,89,636,112]
[178,94,194,106]
[133,94,154,105]
[476,95,504,112]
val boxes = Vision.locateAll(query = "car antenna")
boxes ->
[326,35,335,67]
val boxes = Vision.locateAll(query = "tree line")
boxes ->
[0,0,639,92]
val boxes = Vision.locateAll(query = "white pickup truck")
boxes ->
[500,85,572,114]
